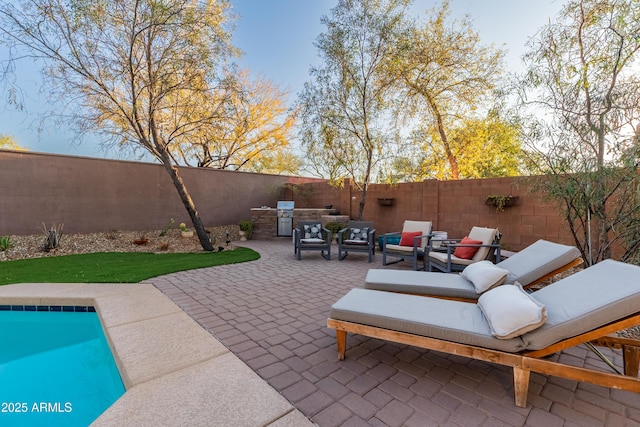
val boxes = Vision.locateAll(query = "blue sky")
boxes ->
[0,0,563,159]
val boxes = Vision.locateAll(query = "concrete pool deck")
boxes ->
[0,282,313,426]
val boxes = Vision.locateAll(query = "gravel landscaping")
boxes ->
[0,225,241,261]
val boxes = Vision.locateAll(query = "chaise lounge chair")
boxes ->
[365,239,583,301]
[327,259,640,407]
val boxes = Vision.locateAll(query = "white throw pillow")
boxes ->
[460,261,509,294]
[478,283,547,339]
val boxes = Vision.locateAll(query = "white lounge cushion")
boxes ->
[385,243,421,253]
[428,251,475,267]
[461,261,509,294]
[478,283,547,339]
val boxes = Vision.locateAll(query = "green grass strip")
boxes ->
[0,248,260,285]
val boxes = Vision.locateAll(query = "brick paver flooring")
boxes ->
[149,240,640,426]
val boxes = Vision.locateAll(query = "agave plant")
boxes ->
[42,223,64,252]
[0,236,12,251]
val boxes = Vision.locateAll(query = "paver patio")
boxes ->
[149,240,640,426]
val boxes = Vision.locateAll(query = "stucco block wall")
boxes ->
[1,150,575,252]
[0,150,318,235]
[304,177,572,252]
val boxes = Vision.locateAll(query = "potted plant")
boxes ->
[377,198,395,206]
[179,222,194,238]
[325,221,346,243]
[485,194,519,211]
[238,220,254,241]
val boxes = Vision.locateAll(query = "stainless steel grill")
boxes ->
[276,201,294,237]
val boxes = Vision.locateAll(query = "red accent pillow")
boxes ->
[453,236,483,259]
[399,231,422,246]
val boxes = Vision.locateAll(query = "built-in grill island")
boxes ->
[250,206,349,240]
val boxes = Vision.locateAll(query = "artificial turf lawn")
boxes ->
[0,248,260,285]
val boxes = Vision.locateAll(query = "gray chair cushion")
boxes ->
[365,269,479,300]
[522,259,640,350]
[496,239,581,285]
[330,288,526,353]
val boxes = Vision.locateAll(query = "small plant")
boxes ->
[133,233,148,245]
[485,194,519,211]
[158,241,170,251]
[42,223,63,252]
[160,218,174,237]
[325,222,346,241]
[238,220,254,239]
[106,229,120,240]
[0,236,12,251]
[179,222,194,237]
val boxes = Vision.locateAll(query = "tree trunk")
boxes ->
[160,159,214,252]
[358,186,367,220]
[427,94,459,179]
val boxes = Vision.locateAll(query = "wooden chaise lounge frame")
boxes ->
[327,314,640,408]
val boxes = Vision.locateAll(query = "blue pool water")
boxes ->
[0,309,125,427]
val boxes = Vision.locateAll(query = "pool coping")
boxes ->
[0,283,313,426]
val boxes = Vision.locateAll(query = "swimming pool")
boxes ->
[0,307,125,427]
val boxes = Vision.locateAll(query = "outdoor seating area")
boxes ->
[148,239,639,425]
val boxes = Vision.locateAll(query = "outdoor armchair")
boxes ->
[426,226,501,273]
[381,220,433,271]
[293,221,331,260]
[338,221,376,262]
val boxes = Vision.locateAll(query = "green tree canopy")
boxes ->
[298,0,411,219]
[419,113,523,180]
[519,0,640,264]
[172,70,299,173]
[0,0,239,251]
[390,0,507,180]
